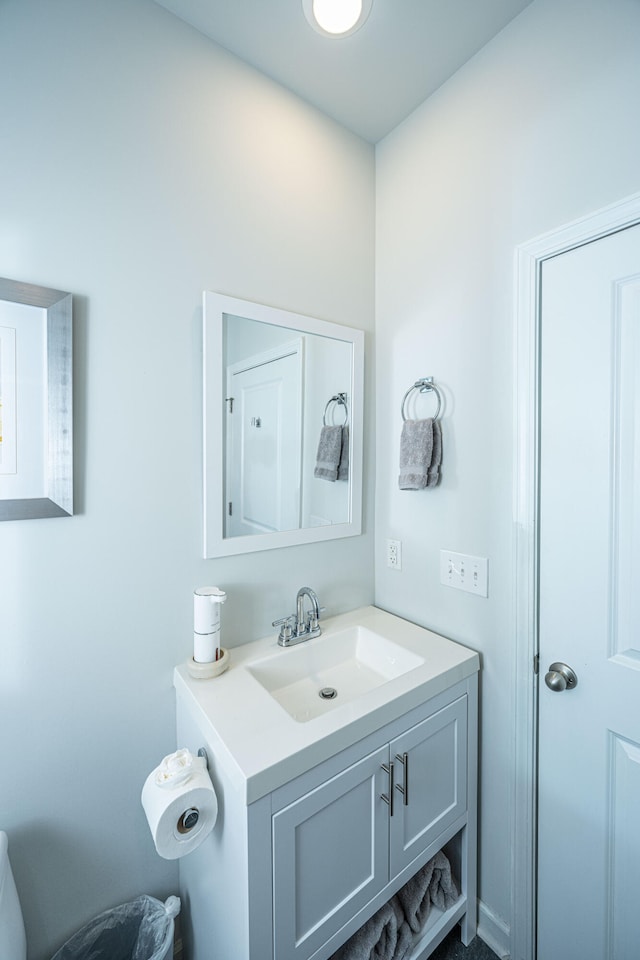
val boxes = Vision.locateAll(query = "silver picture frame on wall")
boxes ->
[0,277,73,520]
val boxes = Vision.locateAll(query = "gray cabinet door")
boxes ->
[272,744,389,960]
[389,696,467,877]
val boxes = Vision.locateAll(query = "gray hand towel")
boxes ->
[394,851,459,934]
[315,425,343,481]
[398,419,433,490]
[330,898,412,960]
[338,425,349,481]
[426,418,442,487]
[428,850,458,912]
[390,897,413,960]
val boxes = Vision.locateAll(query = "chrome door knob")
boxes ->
[544,662,578,692]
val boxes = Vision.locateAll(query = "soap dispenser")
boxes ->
[188,587,229,679]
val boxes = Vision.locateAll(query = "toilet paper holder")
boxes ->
[177,808,200,833]
[142,746,218,859]
[175,749,210,834]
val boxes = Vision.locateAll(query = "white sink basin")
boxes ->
[175,605,480,802]
[246,625,425,722]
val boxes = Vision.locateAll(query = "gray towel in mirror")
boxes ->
[338,425,349,481]
[314,425,343,481]
[315,425,349,482]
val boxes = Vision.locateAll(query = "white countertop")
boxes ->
[174,605,479,804]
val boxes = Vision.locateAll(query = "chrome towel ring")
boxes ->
[401,378,443,422]
[323,393,348,427]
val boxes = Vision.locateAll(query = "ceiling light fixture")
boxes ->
[303,0,373,38]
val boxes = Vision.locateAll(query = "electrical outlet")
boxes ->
[386,539,402,570]
[440,550,488,597]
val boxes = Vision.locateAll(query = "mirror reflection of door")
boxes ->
[225,340,302,537]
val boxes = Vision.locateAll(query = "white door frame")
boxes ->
[512,190,640,960]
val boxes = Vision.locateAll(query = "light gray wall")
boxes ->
[374,0,640,951]
[0,2,374,957]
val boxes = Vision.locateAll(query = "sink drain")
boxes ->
[319,687,338,700]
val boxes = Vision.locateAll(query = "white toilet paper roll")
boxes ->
[141,750,218,860]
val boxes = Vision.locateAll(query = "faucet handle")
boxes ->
[272,614,296,642]
[306,606,326,631]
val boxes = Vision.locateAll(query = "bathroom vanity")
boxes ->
[174,605,479,960]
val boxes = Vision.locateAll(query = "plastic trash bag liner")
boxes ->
[50,895,180,960]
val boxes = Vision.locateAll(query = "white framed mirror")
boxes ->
[203,292,364,557]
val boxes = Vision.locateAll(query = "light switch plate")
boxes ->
[440,550,488,597]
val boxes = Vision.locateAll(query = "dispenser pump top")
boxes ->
[194,587,226,636]
[195,587,226,602]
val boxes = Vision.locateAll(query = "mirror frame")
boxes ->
[203,292,364,557]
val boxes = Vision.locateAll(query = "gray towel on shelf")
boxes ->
[390,897,413,960]
[315,425,343,481]
[394,851,459,934]
[330,898,412,960]
[338,425,349,481]
[426,418,442,488]
[428,850,458,912]
[398,418,433,490]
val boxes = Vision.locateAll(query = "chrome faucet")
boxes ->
[273,587,322,647]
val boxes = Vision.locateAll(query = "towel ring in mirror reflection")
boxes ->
[323,393,349,427]
[401,378,443,422]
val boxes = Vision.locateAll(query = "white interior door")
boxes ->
[225,342,302,537]
[537,224,640,959]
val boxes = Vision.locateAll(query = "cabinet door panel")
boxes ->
[273,745,389,960]
[390,696,467,876]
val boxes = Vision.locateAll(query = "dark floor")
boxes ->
[173,916,183,960]
[429,926,500,960]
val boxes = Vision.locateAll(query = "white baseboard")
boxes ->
[477,900,510,959]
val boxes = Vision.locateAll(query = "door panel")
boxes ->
[538,225,640,959]
[226,346,302,536]
[272,746,389,960]
[389,697,467,877]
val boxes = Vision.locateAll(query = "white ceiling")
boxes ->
[153,0,533,142]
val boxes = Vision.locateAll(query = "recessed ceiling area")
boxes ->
[153,0,533,142]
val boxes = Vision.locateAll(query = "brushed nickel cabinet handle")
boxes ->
[381,761,395,817]
[395,752,409,805]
